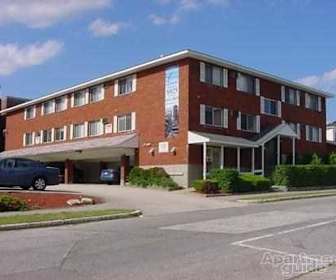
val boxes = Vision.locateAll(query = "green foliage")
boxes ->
[0,195,29,212]
[128,167,178,189]
[310,153,322,165]
[192,179,219,194]
[237,173,272,193]
[329,152,336,165]
[208,168,240,192]
[272,165,336,189]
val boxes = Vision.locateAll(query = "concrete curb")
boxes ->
[238,193,336,203]
[0,210,142,231]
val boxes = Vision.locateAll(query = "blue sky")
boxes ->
[0,0,335,120]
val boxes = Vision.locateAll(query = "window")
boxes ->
[263,98,278,116]
[55,127,65,141]
[55,96,67,112]
[42,100,55,115]
[73,91,86,107]
[89,86,104,103]
[236,73,255,94]
[118,76,133,95]
[285,88,298,105]
[240,113,257,132]
[88,120,103,136]
[16,159,34,168]
[203,105,226,127]
[306,125,321,143]
[305,94,320,111]
[200,62,228,87]
[24,106,36,120]
[24,132,34,146]
[117,114,132,132]
[42,129,52,143]
[73,123,86,139]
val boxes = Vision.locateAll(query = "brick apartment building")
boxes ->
[0,50,333,186]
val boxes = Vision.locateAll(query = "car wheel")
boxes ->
[20,186,31,190]
[32,177,47,191]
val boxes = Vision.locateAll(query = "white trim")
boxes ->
[69,124,74,140]
[131,112,136,131]
[256,115,261,133]
[237,112,241,130]
[256,123,298,145]
[296,90,301,106]
[2,49,332,115]
[318,96,322,112]
[203,142,207,180]
[278,100,282,118]
[223,68,228,88]
[84,122,88,137]
[200,104,206,125]
[114,80,119,97]
[260,97,265,114]
[281,86,286,102]
[113,116,118,133]
[255,78,260,96]
[319,128,323,143]
[223,109,229,128]
[63,125,67,140]
[85,89,89,105]
[200,62,205,82]
[132,74,137,92]
[70,94,74,108]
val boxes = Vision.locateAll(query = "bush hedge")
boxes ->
[208,168,240,192]
[272,165,336,189]
[0,195,29,212]
[206,169,272,193]
[128,167,178,189]
[238,173,272,193]
[192,179,219,194]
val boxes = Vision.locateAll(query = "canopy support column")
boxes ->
[203,142,207,180]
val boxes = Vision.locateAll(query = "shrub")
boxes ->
[310,153,322,165]
[238,174,272,193]
[128,167,178,189]
[0,195,29,212]
[192,179,219,194]
[272,165,336,189]
[329,153,336,165]
[208,168,240,192]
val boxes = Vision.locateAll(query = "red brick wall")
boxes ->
[187,58,327,165]
[5,60,191,166]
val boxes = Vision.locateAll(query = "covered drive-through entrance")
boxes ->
[0,134,138,185]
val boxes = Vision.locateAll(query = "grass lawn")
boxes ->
[239,190,336,203]
[0,209,135,226]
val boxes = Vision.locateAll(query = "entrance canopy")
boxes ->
[0,133,138,162]
[188,131,258,148]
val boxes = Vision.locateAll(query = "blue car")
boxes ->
[0,158,60,191]
[100,169,120,185]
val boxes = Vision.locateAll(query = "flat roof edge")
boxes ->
[1,49,333,115]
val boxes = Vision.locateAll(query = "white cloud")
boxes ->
[297,68,336,93]
[0,40,63,75]
[0,0,111,28]
[89,19,126,37]
[149,14,180,25]
[151,0,231,25]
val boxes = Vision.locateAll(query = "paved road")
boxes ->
[1,191,336,279]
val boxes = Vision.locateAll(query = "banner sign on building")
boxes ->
[165,66,179,137]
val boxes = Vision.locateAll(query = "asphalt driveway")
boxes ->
[49,184,245,216]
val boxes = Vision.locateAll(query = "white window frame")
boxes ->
[114,75,137,96]
[23,132,34,146]
[88,120,104,137]
[41,100,56,115]
[89,85,104,103]
[24,106,36,120]
[239,113,259,133]
[200,62,228,88]
[72,123,86,139]
[200,104,228,128]
[41,129,53,144]
[73,90,88,107]
[305,93,321,112]
[261,97,281,117]
[236,73,257,95]
[55,96,67,112]
[305,125,322,143]
[54,127,66,142]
